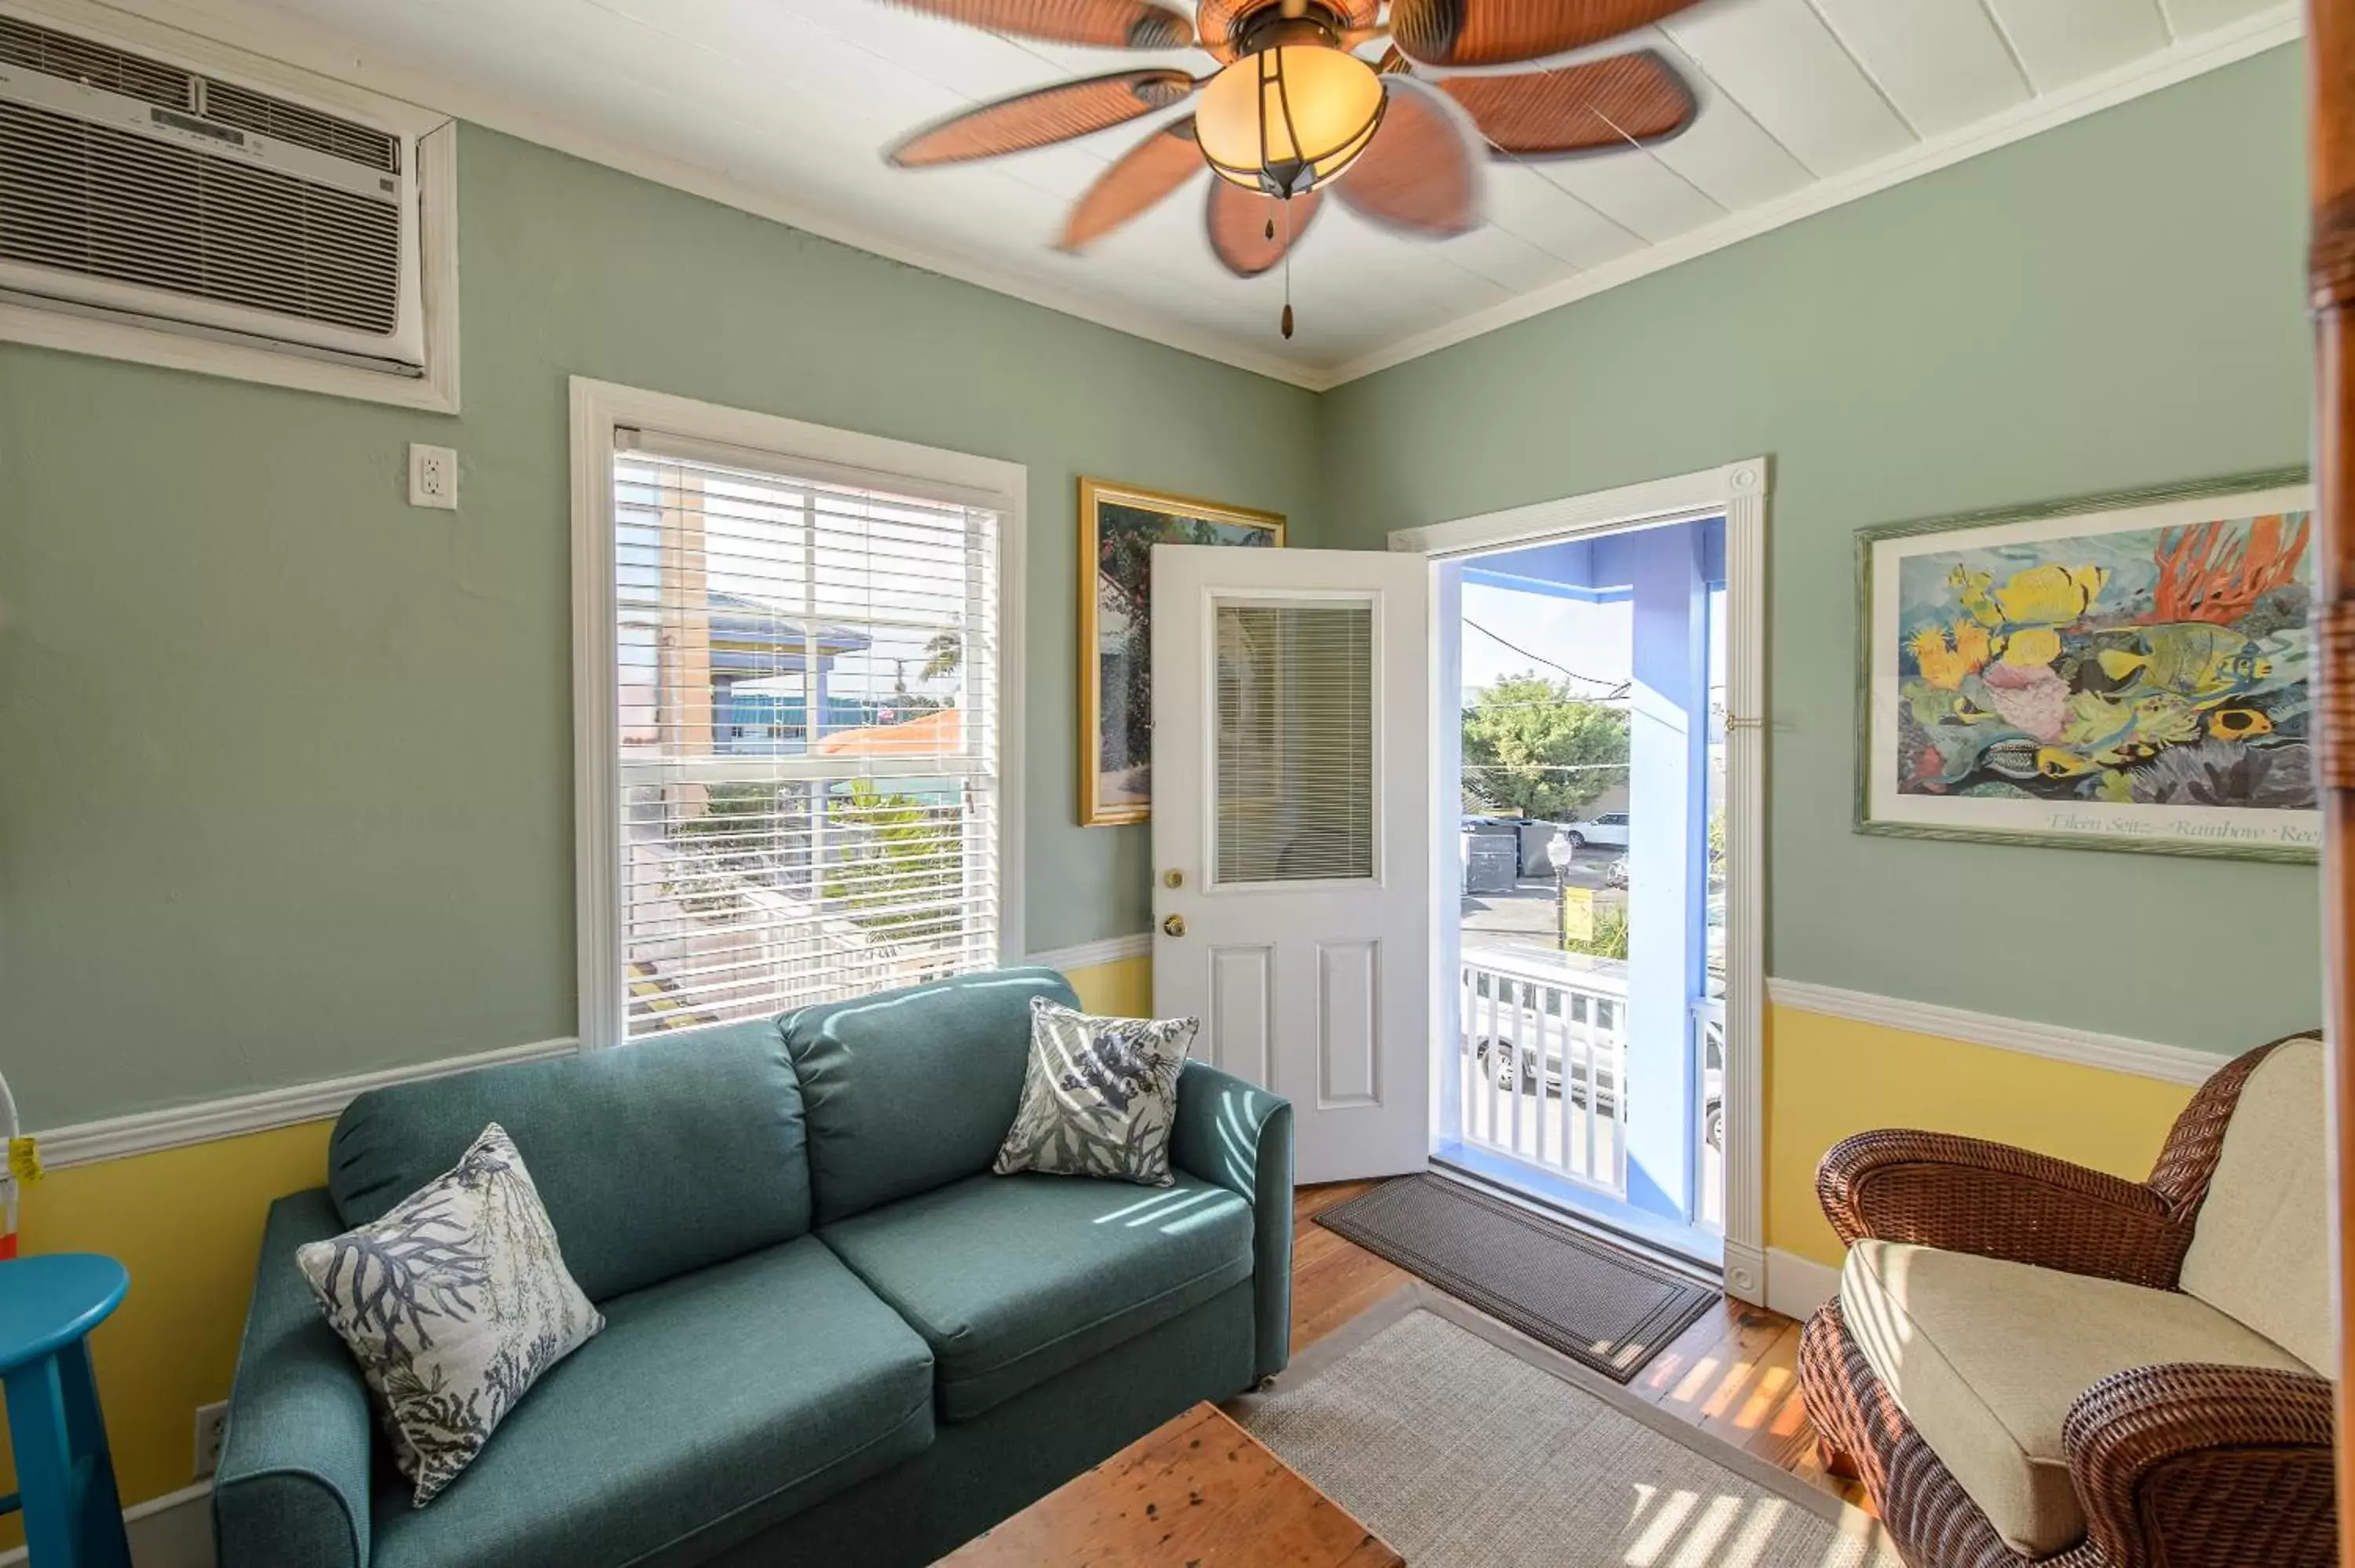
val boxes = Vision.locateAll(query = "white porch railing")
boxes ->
[1456,946,1630,1199]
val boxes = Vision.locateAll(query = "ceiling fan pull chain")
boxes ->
[1280,196,1295,339]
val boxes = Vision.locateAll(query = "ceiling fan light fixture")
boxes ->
[1196,37,1384,198]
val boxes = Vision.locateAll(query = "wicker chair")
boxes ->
[1795,1032,2335,1568]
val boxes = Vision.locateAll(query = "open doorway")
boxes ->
[1441,513,1729,1266]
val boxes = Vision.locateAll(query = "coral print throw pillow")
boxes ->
[994,997,1199,1187]
[296,1122,603,1505]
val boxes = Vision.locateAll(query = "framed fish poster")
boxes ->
[1857,469,2319,861]
[1079,478,1284,826]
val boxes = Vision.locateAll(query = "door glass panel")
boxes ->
[1214,600,1374,884]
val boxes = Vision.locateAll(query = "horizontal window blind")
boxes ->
[612,438,1000,1039]
[1214,600,1375,884]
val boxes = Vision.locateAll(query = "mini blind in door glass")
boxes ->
[1214,600,1374,884]
[612,441,999,1040]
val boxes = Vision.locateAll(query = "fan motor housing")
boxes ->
[1232,4,1349,57]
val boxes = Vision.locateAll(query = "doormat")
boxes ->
[1314,1174,1718,1384]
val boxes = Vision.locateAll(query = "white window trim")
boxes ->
[568,377,1028,1051]
[0,0,460,414]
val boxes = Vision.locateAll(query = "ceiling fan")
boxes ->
[877,1,1707,337]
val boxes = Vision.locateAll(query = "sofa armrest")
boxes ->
[1170,1061,1294,1384]
[2064,1363,2337,1568]
[213,1189,376,1568]
[1816,1129,2192,1288]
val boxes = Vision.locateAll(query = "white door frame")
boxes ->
[1389,457,1769,1304]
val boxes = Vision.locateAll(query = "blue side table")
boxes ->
[0,1256,132,1568]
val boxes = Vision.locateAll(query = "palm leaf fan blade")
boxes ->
[880,0,1193,49]
[1206,179,1324,278]
[1061,117,1207,252]
[1331,78,1482,239]
[1440,50,1696,157]
[1389,0,1707,67]
[888,70,1199,167]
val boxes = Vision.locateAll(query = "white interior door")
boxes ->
[1150,543,1430,1184]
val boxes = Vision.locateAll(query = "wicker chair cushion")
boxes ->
[2177,1035,2331,1373]
[1842,1238,2309,1557]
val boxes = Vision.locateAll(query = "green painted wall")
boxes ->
[0,126,1322,1128]
[0,48,2317,1125]
[1317,46,2317,1053]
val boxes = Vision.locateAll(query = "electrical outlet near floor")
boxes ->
[194,1400,228,1479]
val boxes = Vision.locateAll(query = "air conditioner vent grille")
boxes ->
[0,98,401,335]
[0,16,192,112]
[201,80,397,173]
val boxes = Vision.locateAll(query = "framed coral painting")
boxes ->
[1079,478,1283,826]
[1858,470,2318,861]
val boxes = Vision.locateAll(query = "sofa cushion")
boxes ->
[330,1021,810,1302]
[2178,1034,2331,1373]
[783,968,1077,1224]
[370,1234,934,1568]
[820,1171,1254,1420]
[1843,1238,2309,1558]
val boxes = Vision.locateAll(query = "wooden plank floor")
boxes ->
[1289,1181,1870,1513]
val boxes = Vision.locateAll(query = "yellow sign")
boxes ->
[1561,888,1596,946]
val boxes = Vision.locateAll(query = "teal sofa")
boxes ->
[213,968,1293,1568]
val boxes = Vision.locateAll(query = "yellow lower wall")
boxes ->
[0,960,2217,1544]
[0,1121,333,1549]
[1765,1003,2200,1267]
[0,957,1147,1543]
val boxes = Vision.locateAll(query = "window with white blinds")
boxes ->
[604,428,1003,1041]
[1214,600,1375,884]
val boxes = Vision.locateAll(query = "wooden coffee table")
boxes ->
[940,1402,1404,1566]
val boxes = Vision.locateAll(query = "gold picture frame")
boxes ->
[1079,477,1285,826]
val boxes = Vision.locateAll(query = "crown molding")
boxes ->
[1320,5,2301,387]
[1767,978,2229,1087]
[47,0,2298,396]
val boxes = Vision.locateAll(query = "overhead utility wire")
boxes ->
[1462,618,1630,697]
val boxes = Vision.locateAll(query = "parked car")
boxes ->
[1605,855,1630,888]
[1559,811,1630,850]
[1461,957,1724,1150]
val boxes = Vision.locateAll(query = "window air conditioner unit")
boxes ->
[0,10,427,375]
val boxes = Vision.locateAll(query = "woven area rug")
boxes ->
[1235,1289,1898,1568]
[1316,1174,1718,1381]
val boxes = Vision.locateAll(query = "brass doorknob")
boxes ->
[1162,914,1187,937]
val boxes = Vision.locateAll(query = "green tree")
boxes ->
[1460,673,1630,819]
[823,781,962,939]
[920,632,962,683]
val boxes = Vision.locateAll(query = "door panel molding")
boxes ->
[1316,939,1382,1109]
[1208,944,1276,1085]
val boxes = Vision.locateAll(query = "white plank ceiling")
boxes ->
[137,0,2296,385]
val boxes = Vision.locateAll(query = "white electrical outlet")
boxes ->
[194,1400,228,1479]
[408,443,458,509]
